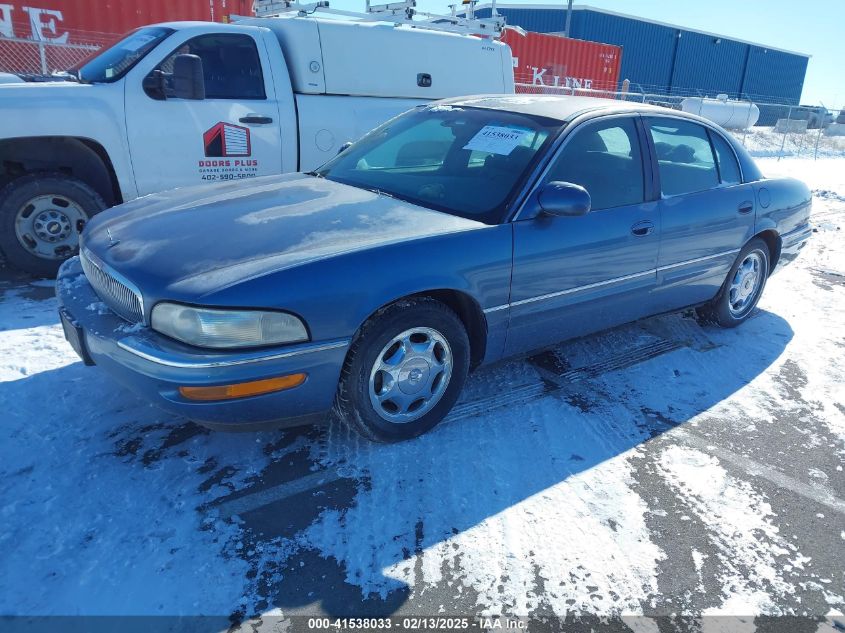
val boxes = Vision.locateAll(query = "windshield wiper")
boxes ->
[315,175,396,200]
[55,68,87,84]
[363,186,395,199]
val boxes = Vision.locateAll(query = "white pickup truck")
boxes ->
[0,12,514,275]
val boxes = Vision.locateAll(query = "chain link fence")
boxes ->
[0,36,99,76]
[0,22,116,77]
[515,82,845,160]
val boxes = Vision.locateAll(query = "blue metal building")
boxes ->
[470,4,810,106]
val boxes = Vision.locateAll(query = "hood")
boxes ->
[83,173,484,298]
[0,80,87,93]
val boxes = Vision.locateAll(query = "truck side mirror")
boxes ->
[172,54,205,100]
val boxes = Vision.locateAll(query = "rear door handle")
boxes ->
[239,114,273,125]
[738,201,754,214]
[631,220,654,237]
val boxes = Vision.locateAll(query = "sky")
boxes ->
[332,0,844,108]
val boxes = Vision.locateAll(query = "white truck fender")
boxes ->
[0,82,137,201]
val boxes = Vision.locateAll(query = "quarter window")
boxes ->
[157,34,265,100]
[647,118,719,196]
[709,131,742,185]
[544,117,644,210]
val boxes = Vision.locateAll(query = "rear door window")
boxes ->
[544,116,644,210]
[647,118,719,196]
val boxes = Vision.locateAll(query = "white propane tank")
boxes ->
[680,94,760,129]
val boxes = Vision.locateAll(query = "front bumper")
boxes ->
[56,257,349,427]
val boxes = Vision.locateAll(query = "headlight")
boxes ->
[151,303,308,349]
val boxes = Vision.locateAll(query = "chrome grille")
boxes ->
[80,248,145,324]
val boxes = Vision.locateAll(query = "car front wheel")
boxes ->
[700,238,770,328]
[336,297,470,442]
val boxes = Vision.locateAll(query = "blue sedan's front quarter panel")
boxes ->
[203,223,515,365]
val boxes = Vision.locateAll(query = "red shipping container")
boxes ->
[1,0,254,43]
[0,0,255,75]
[502,30,622,94]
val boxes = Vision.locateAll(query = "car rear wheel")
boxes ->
[335,297,470,442]
[0,173,106,278]
[699,238,770,328]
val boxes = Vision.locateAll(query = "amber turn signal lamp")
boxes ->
[179,373,307,401]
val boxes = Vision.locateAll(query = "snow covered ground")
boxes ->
[1,156,844,631]
[730,125,845,160]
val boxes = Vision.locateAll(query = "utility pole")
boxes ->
[564,0,573,36]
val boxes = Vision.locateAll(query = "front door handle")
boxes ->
[239,114,273,125]
[631,220,654,237]
[738,201,754,214]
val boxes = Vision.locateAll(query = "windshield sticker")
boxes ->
[463,125,529,155]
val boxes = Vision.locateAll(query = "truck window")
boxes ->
[75,26,174,83]
[158,34,266,100]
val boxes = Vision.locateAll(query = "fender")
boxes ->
[0,82,138,200]
[202,223,515,365]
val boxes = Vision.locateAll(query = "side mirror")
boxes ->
[337,141,353,155]
[142,69,166,100]
[537,181,591,217]
[172,54,205,100]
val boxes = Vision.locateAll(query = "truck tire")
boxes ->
[335,297,470,442]
[0,172,106,278]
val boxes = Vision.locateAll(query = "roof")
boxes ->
[469,4,810,58]
[434,94,675,121]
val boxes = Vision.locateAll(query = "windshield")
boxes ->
[315,106,560,223]
[75,27,174,83]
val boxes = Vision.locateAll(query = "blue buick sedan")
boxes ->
[57,96,812,441]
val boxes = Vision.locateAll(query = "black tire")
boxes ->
[335,297,470,442]
[698,238,770,328]
[0,172,106,278]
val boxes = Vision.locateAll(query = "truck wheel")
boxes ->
[335,297,470,442]
[698,238,770,328]
[0,173,106,277]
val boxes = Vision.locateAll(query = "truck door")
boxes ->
[124,30,285,195]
